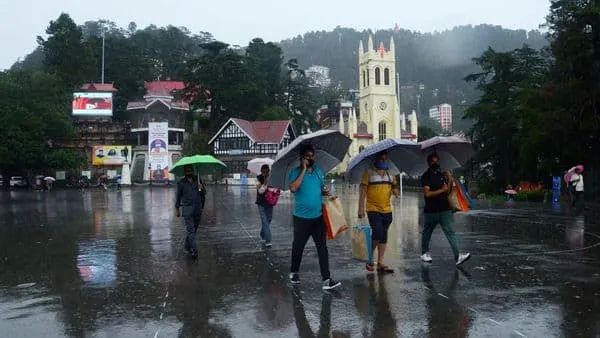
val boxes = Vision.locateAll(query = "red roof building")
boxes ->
[126,80,189,111]
[208,118,296,173]
[80,83,118,92]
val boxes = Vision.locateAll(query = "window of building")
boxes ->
[375,67,381,85]
[378,121,387,141]
[384,68,390,85]
[362,70,366,88]
[367,69,370,86]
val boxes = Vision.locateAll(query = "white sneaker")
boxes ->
[421,253,433,263]
[322,279,341,290]
[456,253,471,266]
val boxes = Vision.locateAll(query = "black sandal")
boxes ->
[377,265,394,274]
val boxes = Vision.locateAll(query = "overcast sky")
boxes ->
[0,0,550,70]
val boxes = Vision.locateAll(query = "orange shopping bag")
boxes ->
[322,197,349,240]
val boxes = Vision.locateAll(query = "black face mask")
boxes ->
[307,159,315,167]
[430,163,440,171]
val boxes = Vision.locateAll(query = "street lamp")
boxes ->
[99,20,106,84]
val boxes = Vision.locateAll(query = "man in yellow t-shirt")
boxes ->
[358,151,400,273]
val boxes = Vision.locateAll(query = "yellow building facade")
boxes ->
[336,35,418,174]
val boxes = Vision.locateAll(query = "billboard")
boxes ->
[92,145,132,166]
[148,122,169,181]
[72,92,113,116]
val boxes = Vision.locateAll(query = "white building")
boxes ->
[429,103,452,132]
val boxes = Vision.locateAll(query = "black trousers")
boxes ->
[290,215,330,280]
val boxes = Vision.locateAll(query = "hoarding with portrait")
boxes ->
[148,122,169,181]
[92,145,132,166]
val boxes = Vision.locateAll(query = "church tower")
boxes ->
[358,35,402,142]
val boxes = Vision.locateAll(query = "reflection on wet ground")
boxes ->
[0,186,599,337]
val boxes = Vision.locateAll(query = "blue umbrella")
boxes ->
[345,138,422,184]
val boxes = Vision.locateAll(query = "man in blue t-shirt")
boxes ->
[288,144,341,290]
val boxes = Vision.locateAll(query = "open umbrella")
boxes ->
[170,155,227,176]
[418,136,475,173]
[247,158,275,175]
[270,130,351,189]
[44,176,56,181]
[564,164,584,184]
[345,138,422,184]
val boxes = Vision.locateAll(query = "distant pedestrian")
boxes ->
[420,153,471,266]
[256,164,274,247]
[288,144,341,290]
[116,177,122,191]
[175,165,206,259]
[569,167,585,209]
[357,151,399,274]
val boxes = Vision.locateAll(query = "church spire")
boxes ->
[367,35,373,51]
[339,110,345,135]
[389,36,395,56]
[359,40,364,54]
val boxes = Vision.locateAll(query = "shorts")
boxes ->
[367,212,393,244]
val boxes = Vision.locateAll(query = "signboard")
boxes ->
[148,122,169,181]
[72,92,113,116]
[92,145,132,166]
[81,171,91,179]
[55,171,66,180]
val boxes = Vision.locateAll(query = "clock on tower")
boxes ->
[379,101,387,111]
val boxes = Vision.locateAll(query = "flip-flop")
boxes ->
[377,265,394,274]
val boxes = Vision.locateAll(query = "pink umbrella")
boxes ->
[564,165,584,184]
[504,189,517,195]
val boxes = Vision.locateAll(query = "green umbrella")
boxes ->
[170,155,227,176]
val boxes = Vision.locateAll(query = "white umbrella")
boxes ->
[417,136,475,173]
[44,177,56,181]
[345,138,422,184]
[247,158,275,175]
[270,130,351,189]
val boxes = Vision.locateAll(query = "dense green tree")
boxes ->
[464,46,546,188]
[0,70,74,186]
[45,149,87,170]
[37,13,95,89]
[543,0,600,168]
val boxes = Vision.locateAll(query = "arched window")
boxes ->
[367,69,370,86]
[362,70,366,88]
[384,68,390,85]
[378,121,387,141]
[375,67,381,85]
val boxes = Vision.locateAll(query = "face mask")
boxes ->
[375,161,389,170]
[307,159,315,167]
[430,163,440,171]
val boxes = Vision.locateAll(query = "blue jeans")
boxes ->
[258,205,273,243]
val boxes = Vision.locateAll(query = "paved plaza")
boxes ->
[0,186,599,337]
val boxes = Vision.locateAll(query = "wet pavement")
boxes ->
[1,186,600,337]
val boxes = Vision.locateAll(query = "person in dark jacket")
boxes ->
[175,165,206,258]
[420,153,471,266]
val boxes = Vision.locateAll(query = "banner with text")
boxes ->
[148,122,169,181]
[92,145,132,166]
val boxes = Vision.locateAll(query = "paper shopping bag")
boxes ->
[448,188,461,212]
[322,197,349,240]
[351,225,372,263]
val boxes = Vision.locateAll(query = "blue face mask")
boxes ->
[375,161,389,170]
